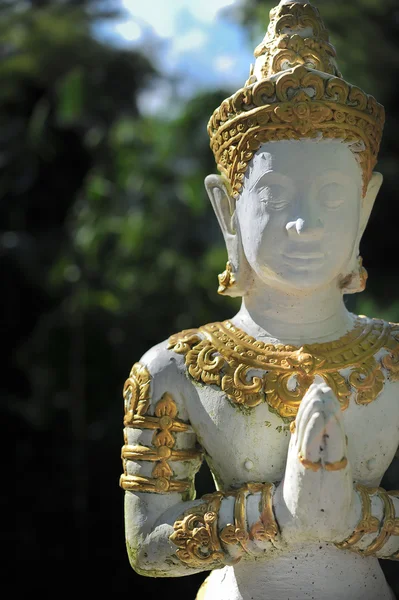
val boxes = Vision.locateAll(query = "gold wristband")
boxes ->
[335,485,399,558]
[249,482,279,542]
[335,484,380,551]
[171,482,280,568]
[170,491,225,569]
[219,486,250,552]
[362,489,395,556]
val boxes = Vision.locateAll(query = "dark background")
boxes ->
[3,1,399,597]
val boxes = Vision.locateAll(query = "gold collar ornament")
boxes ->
[168,318,399,419]
[207,1,385,198]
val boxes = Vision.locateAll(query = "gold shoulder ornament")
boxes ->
[168,319,399,418]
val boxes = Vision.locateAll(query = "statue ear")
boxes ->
[205,174,252,297]
[341,171,383,295]
[205,175,236,239]
[360,172,383,238]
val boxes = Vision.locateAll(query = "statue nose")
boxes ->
[286,217,323,239]
[287,218,305,235]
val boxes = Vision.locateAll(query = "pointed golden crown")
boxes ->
[208,1,385,198]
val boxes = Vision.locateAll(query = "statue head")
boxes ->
[205,0,384,298]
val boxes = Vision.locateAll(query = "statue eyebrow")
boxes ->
[249,170,291,192]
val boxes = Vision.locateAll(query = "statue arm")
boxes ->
[121,343,280,578]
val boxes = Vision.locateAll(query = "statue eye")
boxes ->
[258,184,290,210]
[319,182,344,209]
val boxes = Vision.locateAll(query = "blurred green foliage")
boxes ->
[2,0,398,596]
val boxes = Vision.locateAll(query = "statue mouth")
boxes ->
[283,252,324,260]
[282,252,325,269]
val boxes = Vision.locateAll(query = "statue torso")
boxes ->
[168,315,399,490]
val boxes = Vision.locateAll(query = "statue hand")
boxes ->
[275,382,354,543]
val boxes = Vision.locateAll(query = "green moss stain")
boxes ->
[125,540,173,578]
[267,402,294,424]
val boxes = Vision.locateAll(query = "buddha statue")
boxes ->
[120,1,399,599]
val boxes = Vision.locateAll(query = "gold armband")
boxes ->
[121,371,201,495]
[335,484,399,558]
[170,482,280,569]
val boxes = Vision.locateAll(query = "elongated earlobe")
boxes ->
[205,174,252,297]
[340,172,383,295]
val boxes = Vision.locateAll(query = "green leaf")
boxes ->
[56,67,85,125]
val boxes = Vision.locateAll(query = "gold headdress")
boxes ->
[207,0,385,198]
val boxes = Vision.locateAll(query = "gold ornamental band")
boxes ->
[260,483,279,539]
[170,491,226,569]
[124,414,191,432]
[298,453,322,472]
[234,487,250,552]
[324,457,348,471]
[121,444,202,462]
[248,482,279,542]
[120,474,191,494]
[203,492,225,558]
[362,490,395,556]
[335,484,381,551]
[298,454,347,472]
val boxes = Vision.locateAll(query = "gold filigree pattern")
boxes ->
[335,484,380,551]
[170,492,226,569]
[218,260,236,295]
[382,324,399,382]
[121,385,200,494]
[170,482,280,568]
[219,487,250,552]
[254,3,338,77]
[123,362,151,425]
[207,2,385,198]
[120,474,191,494]
[335,485,399,558]
[248,483,279,543]
[168,318,399,417]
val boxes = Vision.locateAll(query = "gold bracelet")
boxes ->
[171,482,280,568]
[219,486,250,552]
[335,484,380,551]
[249,483,279,542]
[170,492,225,569]
[335,485,399,557]
[362,489,395,556]
[362,489,399,557]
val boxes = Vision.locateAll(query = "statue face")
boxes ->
[236,140,362,293]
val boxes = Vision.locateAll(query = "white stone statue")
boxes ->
[120,2,399,599]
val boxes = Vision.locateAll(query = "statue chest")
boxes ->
[184,378,399,490]
[171,318,399,488]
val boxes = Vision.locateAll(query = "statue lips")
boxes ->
[282,251,325,269]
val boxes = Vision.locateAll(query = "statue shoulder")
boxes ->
[140,324,204,379]
[123,327,203,420]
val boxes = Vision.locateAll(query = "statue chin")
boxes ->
[252,261,347,295]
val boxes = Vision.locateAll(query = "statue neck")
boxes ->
[233,280,354,346]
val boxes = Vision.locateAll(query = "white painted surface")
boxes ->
[124,140,399,599]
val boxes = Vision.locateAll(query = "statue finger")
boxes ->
[298,410,325,469]
[322,412,348,470]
